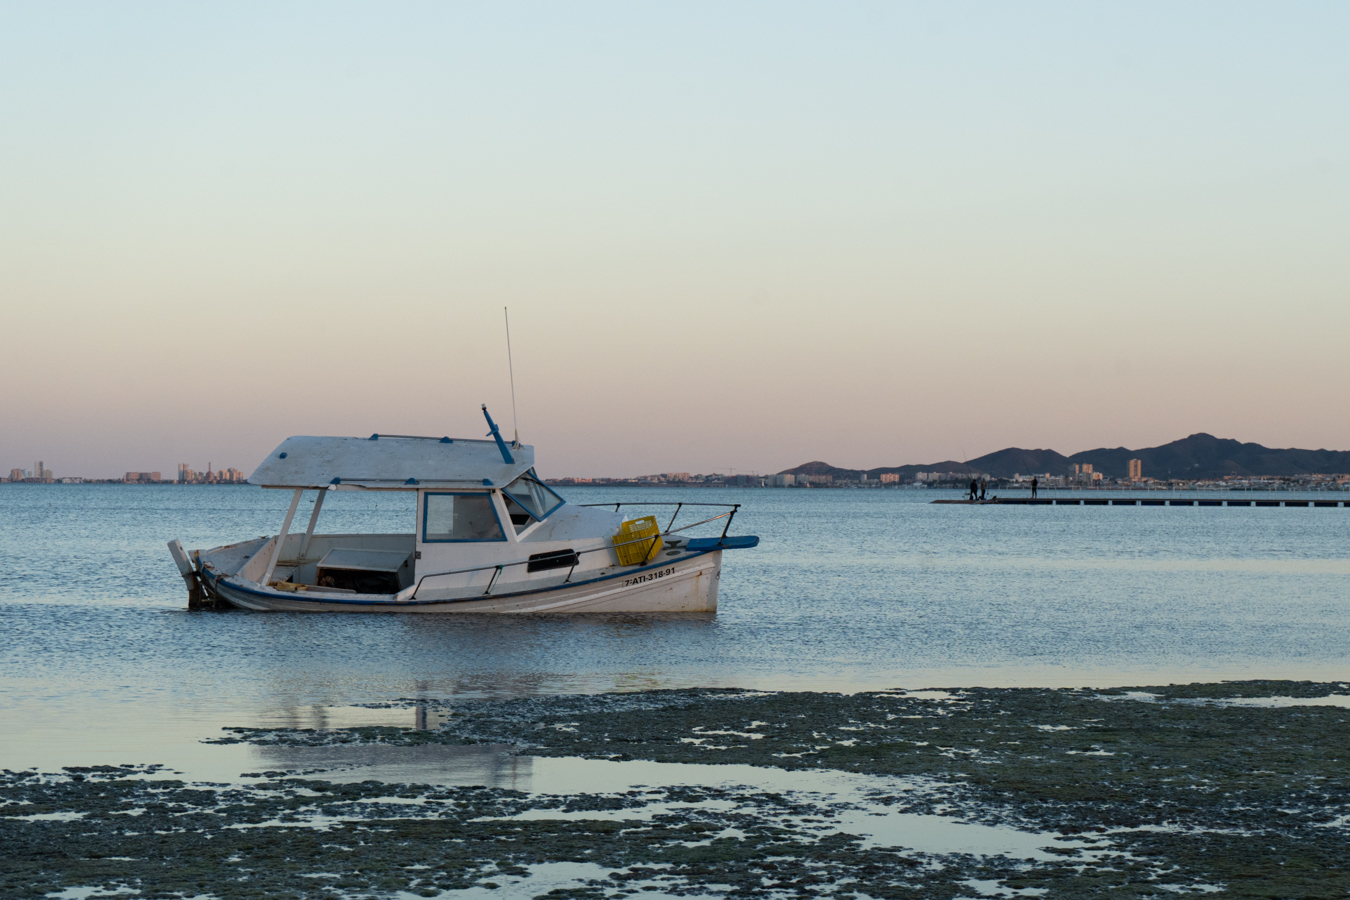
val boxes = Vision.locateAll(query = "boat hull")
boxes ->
[205,549,722,613]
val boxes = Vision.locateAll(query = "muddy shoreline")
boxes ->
[5,680,1349,898]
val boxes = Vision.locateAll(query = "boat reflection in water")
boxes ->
[251,742,534,791]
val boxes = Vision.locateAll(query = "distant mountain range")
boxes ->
[782,434,1350,481]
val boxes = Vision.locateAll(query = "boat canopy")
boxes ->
[248,434,535,490]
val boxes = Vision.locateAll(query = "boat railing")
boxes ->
[410,504,740,601]
[577,501,740,540]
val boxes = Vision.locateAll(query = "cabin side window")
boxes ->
[422,493,506,542]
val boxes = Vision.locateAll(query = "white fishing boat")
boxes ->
[167,407,757,613]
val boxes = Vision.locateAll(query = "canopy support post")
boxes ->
[261,489,303,587]
[297,489,326,560]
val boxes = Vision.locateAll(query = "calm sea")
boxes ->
[3,483,1349,771]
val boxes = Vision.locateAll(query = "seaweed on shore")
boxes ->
[5,681,1350,898]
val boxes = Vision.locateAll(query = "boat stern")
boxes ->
[168,536,271,610]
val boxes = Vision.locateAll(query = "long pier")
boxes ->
[934,498,1349,507]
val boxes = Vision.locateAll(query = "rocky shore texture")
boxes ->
[4,681,1349,898]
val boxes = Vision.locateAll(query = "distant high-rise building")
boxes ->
[1128,459,1142,481]
[9,469,23,482]
[879,473,900,484]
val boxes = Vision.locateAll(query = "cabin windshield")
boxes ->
[503,470,565,524]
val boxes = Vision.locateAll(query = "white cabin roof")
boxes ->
[248,434,535,490]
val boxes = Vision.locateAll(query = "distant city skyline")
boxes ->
[4,460,245,484]
[3,3,1348,479]
[9,430,1350,487]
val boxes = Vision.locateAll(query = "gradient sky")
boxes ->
[2,2,1348,479]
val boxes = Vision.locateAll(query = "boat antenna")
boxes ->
[504,307,519,444]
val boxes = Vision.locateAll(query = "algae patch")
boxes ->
[5,681,1350,898]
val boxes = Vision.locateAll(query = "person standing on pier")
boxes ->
[969,478,978,501]
[979,480,987,501]
[1031,476,1039,499]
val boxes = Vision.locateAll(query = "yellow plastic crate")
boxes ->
[611,516,664,566]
